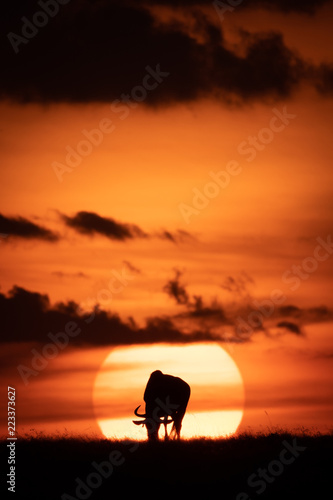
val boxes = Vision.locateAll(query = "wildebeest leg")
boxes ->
[163,416,169,441]
[174,406,187,439]
[175,417,181,440]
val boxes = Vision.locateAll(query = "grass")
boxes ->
[1,430,332,499]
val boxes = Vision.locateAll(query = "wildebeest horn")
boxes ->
[133,419,146,425]
[134,405,146,418]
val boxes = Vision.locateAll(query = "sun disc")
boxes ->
[93,343,244,439]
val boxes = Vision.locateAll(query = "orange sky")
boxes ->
[1,0,333,439]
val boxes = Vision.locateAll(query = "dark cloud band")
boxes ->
[1,284,331,347]
[0,285,219,346]
[2,1,332,104]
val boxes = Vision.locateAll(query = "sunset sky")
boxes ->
[1,0,333,439]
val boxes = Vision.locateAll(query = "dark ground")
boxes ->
[1,431,332,499]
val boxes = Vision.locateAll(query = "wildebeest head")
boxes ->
[132,403,174,441]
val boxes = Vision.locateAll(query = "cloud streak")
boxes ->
[0,210,195,246]
[61,211,147,241]
[61,211,193,244]
[0,213,59,242]
[51,271,89,279]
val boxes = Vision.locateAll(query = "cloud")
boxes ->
[61,211,147,241]
[157,229,194,244]
[2,283,331,349]
[277,305,302,317]
[313,63,333,95]
[1,210,195,245]
[218,0,332,14]
[276,321,302,335]
[51,271,89,279]
[212,31,305,102]
[163,269,190,305]
[163,269,228,325]
[61,211,193,244]
[249,0,331,14]
[0,285,219,346]
[162,271,333,341]
[142,0,331,14]
[277,304,333,324]
[122,260,142,275]
[0,213,59,242]
[1,1,331,105]
[221,272,255,300]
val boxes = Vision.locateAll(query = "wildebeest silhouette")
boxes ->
[133,370,190,441]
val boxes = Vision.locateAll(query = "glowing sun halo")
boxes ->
[93,343,244,440]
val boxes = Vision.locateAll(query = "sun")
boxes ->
[93,342,244,440]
